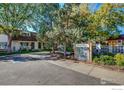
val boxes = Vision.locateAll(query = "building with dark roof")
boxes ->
[107,34,124,46]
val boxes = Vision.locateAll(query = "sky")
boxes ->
[59,3,102,11]
[89,3,102,11]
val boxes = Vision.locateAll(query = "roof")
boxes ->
[108,34,124,41]
[12,30,37,41]
[12,36,37,41]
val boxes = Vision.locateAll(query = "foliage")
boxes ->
[93,52,115,59]
[0,4,35,32]
[100,55,115,65]
[66,47,73,52]
[93,57,101,64]
[0,4,36,52]
[91,4,124,42]
[93,55,116,65]
[35,4,124,57]
[0,4,124,55]
[114,53,124,67]
[101,52,115,57]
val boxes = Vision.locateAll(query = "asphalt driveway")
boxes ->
[0,53,115,85]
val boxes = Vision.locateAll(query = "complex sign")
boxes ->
[74,43,90,61]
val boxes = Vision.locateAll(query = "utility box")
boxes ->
[74,44,90,61]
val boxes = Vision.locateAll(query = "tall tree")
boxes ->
[79,3,124,62]
[34,3,124,60]
[31,3,60,52]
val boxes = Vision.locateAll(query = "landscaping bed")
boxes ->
[64,59,124,73]
[92,53,124,72]
[59,52,124,73]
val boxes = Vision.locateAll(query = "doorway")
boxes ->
[31,42,35,49]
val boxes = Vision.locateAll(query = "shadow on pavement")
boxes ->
[0,53,61,63]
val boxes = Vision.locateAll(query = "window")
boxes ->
[0,42,7,49]
[31,42,35,49]
[38,42,41,49]
[118,40,122,46]
[26,43,29,46]
[20,42,29,46]
[118,40,121,43]
[22,33,30,37]
[20,42,29,50]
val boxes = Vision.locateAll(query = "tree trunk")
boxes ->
[7,34,12,53]
[89,41,93,63]
[63,42,66,58]
[52,44,55,54]
[73,43,76,60]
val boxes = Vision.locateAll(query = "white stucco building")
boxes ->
[0,31,42,52]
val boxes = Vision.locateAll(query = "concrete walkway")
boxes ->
[46,59,124,85]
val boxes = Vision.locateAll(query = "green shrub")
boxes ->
[0,51,9,56]
[100,55,116,65]
[114,53,124,67]
[93,57,101,64]
[102,52,115,57]
[66,47,73,52]
[93,54,100,59]
[93,55,116,65]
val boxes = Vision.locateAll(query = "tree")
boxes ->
[34,3,124,61]
[33,4,83,57]
[0,4,35,52]
[31,4,60,52]
[78,3,124,62]
[55,4,80,57]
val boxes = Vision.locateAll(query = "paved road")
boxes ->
[0,53,52,62]
[0,53,115,85]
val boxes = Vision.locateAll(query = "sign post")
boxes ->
[89,41,92,63]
